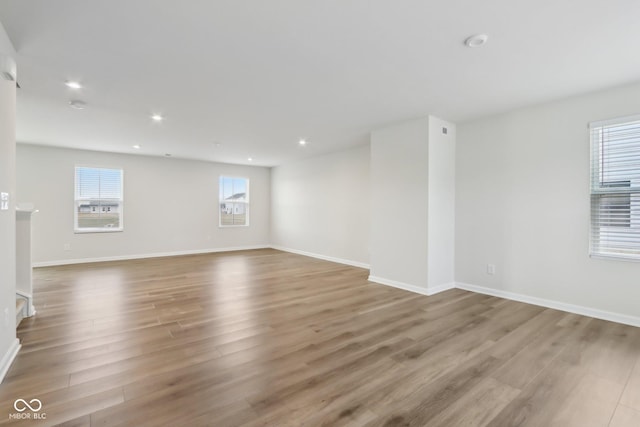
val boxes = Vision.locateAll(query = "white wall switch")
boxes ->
[487,264,496,275]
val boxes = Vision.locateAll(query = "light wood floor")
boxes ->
[2,249,640,426]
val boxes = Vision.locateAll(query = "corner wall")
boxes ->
[0,51,18,381]
[270,145,370,267]
[427,116,456,290]
[369,116,456,294]
[456,81,640,321]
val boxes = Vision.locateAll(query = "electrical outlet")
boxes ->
[487,264,496,275]
[4,307,9,327]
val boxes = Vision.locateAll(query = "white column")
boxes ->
[369,115,456,295]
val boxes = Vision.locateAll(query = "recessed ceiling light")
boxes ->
[151,114,164,121]
[69,100,86,110]
[248,157,253,162]
[464,34,488,48]
[299,139,307,146]
[65,81,82,89]
[132,145,141,149]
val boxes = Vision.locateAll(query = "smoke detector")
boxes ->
[464,34,488,48]
[69,100,87,110]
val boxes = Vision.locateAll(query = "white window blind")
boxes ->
[590,115,640,260]
[75,167,123,232]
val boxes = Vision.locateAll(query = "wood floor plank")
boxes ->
[548,372,624,427]
[610,405,640,427]
[486,357,585,427]
[620,356,640,411]
[422,377,520,427]
[366,354,505,426]
[0,249,636,426]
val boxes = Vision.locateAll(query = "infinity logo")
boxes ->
[13,399,42,412]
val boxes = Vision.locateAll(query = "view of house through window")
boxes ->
[219,176,249,226]
[590,115,640,259]
[75,166,123,232]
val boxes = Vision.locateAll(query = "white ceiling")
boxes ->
[1,1,640,167]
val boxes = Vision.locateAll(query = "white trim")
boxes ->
[368,275,455,296]
[270,245,370,269]
[365,275,640,327]
[33,245,270,267]
[30,245,640,328]
[589,113,640,128]
[219,175,250,228]
[0,339,21,383]
[428,281,457,295]
[589,253,640,263]
[74,166,124,233]
[455,282,640,328]
[15,290,36,317]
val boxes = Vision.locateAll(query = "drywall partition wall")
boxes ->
[16,145,270,265]
[370,118,430,290]
[369,116,455,294]
[427,116,456,291]
[456,80,640,322]
[0,53,19,382]
[270,145,370,267]
[369,115,456,294]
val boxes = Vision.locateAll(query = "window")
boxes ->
[75,167,123,232]
[590,115,640,259]
[219,176,249,226]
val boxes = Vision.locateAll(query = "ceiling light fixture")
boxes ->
[68,100,87,110]
[65,81,82,89]
[299,139,307,146]
[464,34,488,48]
[248,157,253,162]
[151,114,164,121]
[133,145,141,149]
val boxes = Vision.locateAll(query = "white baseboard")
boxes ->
[31,246,640,328]
[270,245,370,269]
[15,290,36,317]
[33,245,271,267]
[456,282,640,328]
[368,275,455,296]
[429,281,458,295]
[0,339,21,383]
[365,276,640,327]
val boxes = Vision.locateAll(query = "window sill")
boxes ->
[589,253,640,263]
[74,228,124,234]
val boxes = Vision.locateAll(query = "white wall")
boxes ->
[270,145,370,267]
[427,116,456,289]
[370,117,430,288]
[456,81,640,320]
[0,52,18,381]
[17,145,271,264]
